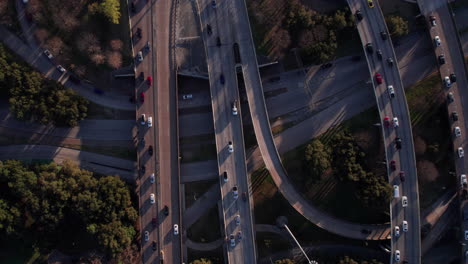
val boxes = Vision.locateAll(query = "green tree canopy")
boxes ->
[190,258,214,264]
[275,259,296,264]
[304,139,331,181]
[385,15,409,38]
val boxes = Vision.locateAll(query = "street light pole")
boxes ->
[283,224,318,264]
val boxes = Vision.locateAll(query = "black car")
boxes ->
[355,10,363,21]
[216,37,221,47]
[376,50,383,60]
[220,74,225,84]
[395,137,402,150]
[163,205,169,216]
[136,28,142,38]
[152,241,157,251]
[131,2,136,13]
[399,171,405,182]
[365,43,373,53]
[380,31,388,40]
[450,73,457,83]
[148,145,153,156]
[140,71,145,79]
[452,111,459,121]
[387,57,394,66]
[438,54,445,65]
[141,165,146,174]
[206,24,212,36]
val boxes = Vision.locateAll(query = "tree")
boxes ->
[385,15,408,38]
[275,259,295,264]
[304,139,331,181]
[0,199,21,234]
[106,51,122,69]
[98,0,121,24]
[190,259,213,264]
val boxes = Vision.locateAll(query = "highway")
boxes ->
[417,0,468,261]
[348,0,421,263]
[196,0,257,262]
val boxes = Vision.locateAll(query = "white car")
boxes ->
[402,220,408,232]
[232,100,238,115]
[444,76,452,87]
[43,49,53,59]
[150,173,155,184]
[455,126,461,137]
[182,94,193,100]
[22,0,29,4]
[394,226,400,237]
[235,215,240,226]
[137,51,143,62]
[173,224,179,235]
[395,250,400,262]
[147,116,153,127]
[150,193,155,204]
[228,141,234,153]
[459,147,465,158]
[140,114,146,125]
[229,234,235,247]
[434,36,441,46]
[388,85,395,98]
[461,174,467,188]
[57,65,66,73]
[144,231,149,241]
[402,196,408,207]
[223,171,228,182]
[393,117,399,128]
[232,186,239,199]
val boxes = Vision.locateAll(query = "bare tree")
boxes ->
[35,28,49,44]
[46,36,64,55]
[106,51,122,69]
[90,53,105,65]
[109,39,123,51]
[76,32,101,54]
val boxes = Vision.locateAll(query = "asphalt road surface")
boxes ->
[197,0,257,262]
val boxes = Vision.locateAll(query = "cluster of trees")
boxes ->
[304,130,392,208]
[385,15,409,38]
[283,0,355,63]
[338,256,384,264]
[0,160,137,258]
[0,44,88,127]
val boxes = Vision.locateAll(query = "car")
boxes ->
[57,65,66,73]
[152,241,157,251]
[144,231,149,241]
[365,43,373,53]
[211,0,216,8]
[402,196,408,207]
[461,174,467,188]
[355,10,363,20]
[216,37,221,47]
[173,224,179,235]
[22,0,29,3]
[375,73,383,84]
[147,76,152,85]
[150,173,155,183]
[394,226,400,237]
[206,24,212,35]
[402,220,408,232]
[228,141,234,153]
[131,2,136,13]
[233,186,239,199]
[150,193,155,204]
[163,205,169,216]
[434,36,441,46]
[459,147,464,158]
[444,76,451,87]
[376,50,383,60]
[140,92,145,103]
[393,185,400,198]
[141,165,146,174]
[438,54,446,65]
[466,250,468,261]
[147,116,153,127]
[148,145,154,156]
[399,171,405,182]
[136,27,142,38]
[387,57,394,66]
[384,116,390,127]
[390,160,396,171]
[229,234,235,247]
[465,230,468,240]
[182,94,193,100]
[429,16,436,26]
[395,137,402,149]
[137,51,143,62]
[235,215,240,226]
[367,0,374,8]
[152,217,157,227]
[380,31,388,40]
[452,112,459,121]
[140,114,146,125]
[388,85,395,98]
[450,73,457,83]
[242,192,247,202]
[43,49,53,59]
[393,117,399,128]
[237,231,242,240]
[448,92,454,103]
[220,74,225,84]
[455,126,461,137]
[223,171,228,182]
[232,100,238,116]
[395,250,400,262]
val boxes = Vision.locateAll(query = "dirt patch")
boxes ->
[417,160,439,183]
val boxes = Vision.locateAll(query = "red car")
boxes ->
[147,76,153,85]
[399,171,405,182]
[390,160,396,171]
[375,73,383,84]
[140,92,145,102]
[384,116,390,127]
